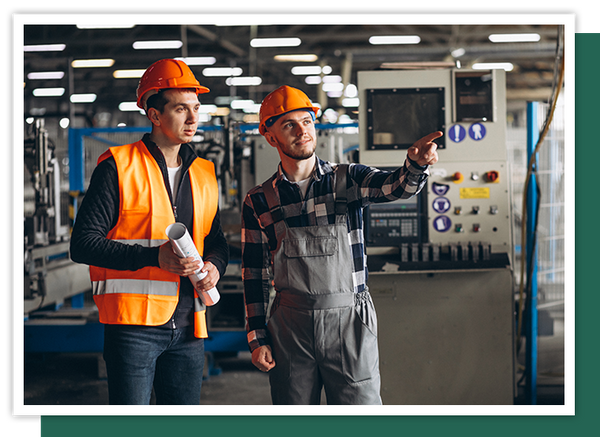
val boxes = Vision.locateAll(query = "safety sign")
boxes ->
[431,182,450,196]
[449,124,466,143]
[432,197,451,214]
[433,215,452,233]
[469,123,486,141]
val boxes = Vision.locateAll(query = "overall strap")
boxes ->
[261,174,287,243]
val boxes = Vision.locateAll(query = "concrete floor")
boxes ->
[23,325,564,406]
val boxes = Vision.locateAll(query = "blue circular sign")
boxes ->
[432,197,451,214]
[469,123,486,141]
[433,215,452,233]
[449,124,466,143]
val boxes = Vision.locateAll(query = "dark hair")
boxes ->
[146,88,199,113]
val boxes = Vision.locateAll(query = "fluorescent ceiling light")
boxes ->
[230,99,256,109]
[72,59,115,68]
[70,94,97,103]
[198,104,218,114]
[24,44,66,52]
[250,37,301,48]
[119,102,142,112]
[27,71,65,80]
[322,75,342,83]
[489,33,541,43]
[451,48,466,58]
[226,77,262,86]
[345,84,358,98]
[472,62,514,71]
[369,35,420,45]
[202,67,243,77]
[292,65,332,75]
[176,57,216,66]
[305,76,322,85]
[113,69,146,79]
[32,88,65,97]
[342,98,360,108]
[133,40,183,50]
[274,54,318,62]
[322,82,344,93]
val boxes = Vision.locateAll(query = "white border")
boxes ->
[6,6,582,432]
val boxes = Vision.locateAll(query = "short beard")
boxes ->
[280,147,315,161]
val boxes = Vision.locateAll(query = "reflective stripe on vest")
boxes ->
[90,140,218,338]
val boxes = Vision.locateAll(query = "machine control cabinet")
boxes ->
[358,69,512,262]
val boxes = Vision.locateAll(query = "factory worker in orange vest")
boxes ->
[70,59,229,405]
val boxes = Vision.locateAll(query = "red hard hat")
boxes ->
[136,59,209,109]
[259,85,320,135]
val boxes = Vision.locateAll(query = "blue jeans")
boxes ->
[103,324,204,405]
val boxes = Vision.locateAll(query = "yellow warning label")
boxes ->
[460,187,490,199]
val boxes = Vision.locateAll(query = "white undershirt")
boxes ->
[167,164,183,200]
[295,176,311,199]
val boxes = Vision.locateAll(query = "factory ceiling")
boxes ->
[22,22,564,127]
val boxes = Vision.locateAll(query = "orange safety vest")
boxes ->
[89,140,218,338]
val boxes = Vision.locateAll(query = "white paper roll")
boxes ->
[166,223,220,306]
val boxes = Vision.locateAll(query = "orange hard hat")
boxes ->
[136,59,210,109]
[259,85,320,135]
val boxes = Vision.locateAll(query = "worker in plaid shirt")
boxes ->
[242,85,441,404]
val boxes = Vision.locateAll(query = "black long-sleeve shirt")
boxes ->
[70,134,229,329]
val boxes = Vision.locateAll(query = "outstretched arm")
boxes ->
[407,131,442,167]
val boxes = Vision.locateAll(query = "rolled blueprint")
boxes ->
[166,222,220,306]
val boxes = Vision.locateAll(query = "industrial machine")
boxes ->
[358,68,515,404]
[24,119,90,316]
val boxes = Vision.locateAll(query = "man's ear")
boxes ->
[147,108,161,127]
[264,131,278,149]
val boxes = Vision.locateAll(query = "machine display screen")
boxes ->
[366,87,445,150]
[365,173,428,247]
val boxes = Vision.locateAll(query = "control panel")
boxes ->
[358,68,512,264]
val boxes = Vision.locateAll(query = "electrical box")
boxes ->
[358,69,515,404]
[358,69,512,261]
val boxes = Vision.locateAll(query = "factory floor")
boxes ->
[23,322,564,406]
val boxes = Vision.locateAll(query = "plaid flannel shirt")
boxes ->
[241,156,429,352]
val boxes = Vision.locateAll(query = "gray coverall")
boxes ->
[262,164,382,405]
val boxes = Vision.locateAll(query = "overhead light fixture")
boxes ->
[322,82,344,93]
[119,102,142,112]
[250,37,301,48]
[305,76,322,85]
[230,99,256,110]
[451,48,466,58]
[198,104,218,114]
[292,65,332,76]
[32,88,65,97]
[176,57,217,66]
[369,35,420,45]
[70,94,97,103]
[202,67,243,77]
[274,54,318,62]
[113,69,146,79]
[322,75,342,83]
[27,71,65,80]
[24,44,66,52]
[488,33,541,43]
[226,77,262,86]
[342,98,360,108]
[133,40,183,50]
[72,59,115,68]
[472,62,514,71]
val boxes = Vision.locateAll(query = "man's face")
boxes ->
[151,88,200,145]
[266,110,317,161]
